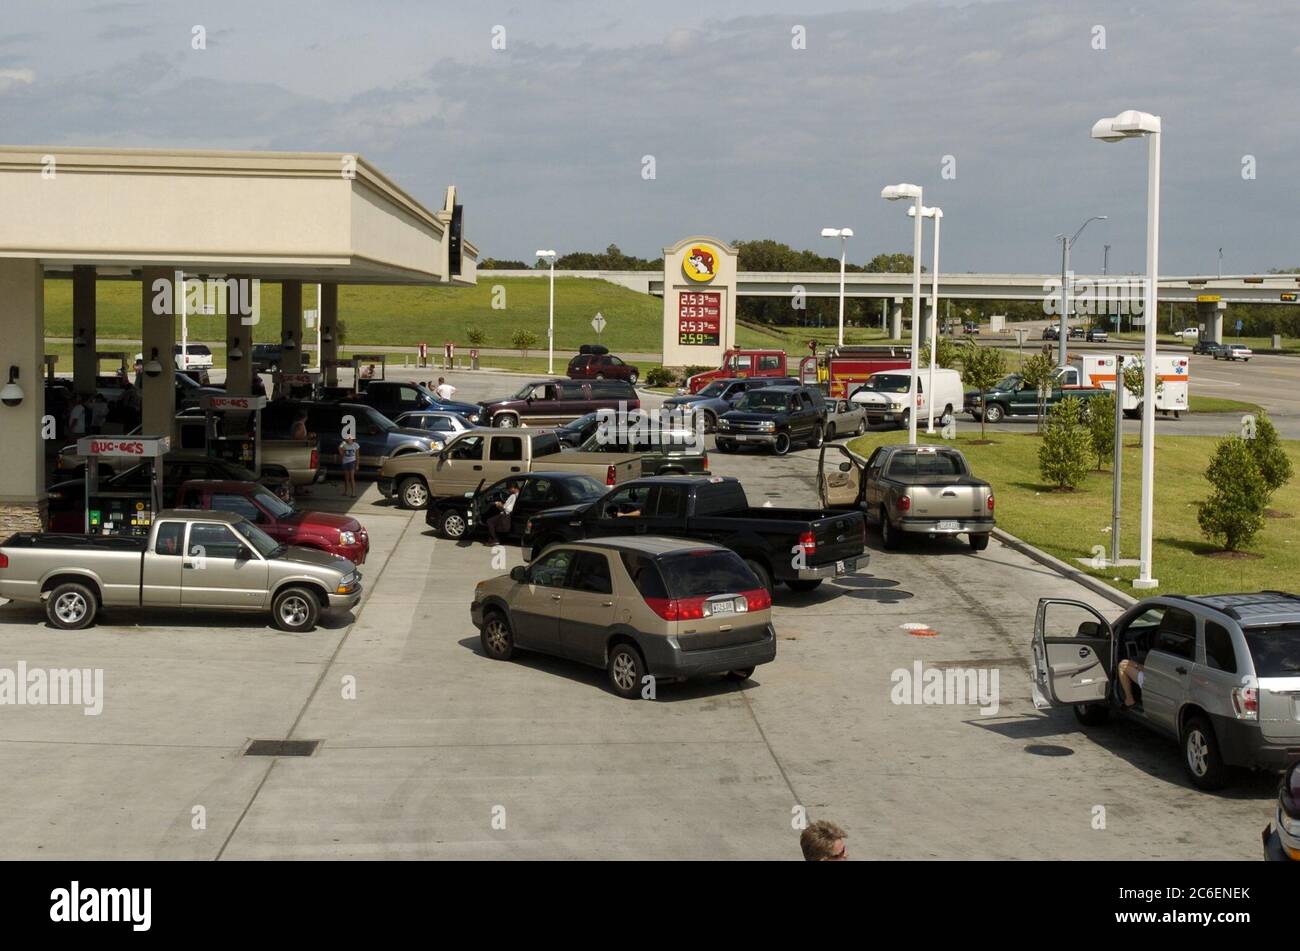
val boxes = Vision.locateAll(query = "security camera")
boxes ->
[143,349,163,378]
[1,366,23,407]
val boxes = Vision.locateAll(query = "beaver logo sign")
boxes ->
[662,236,738,369]
[683,244,719,283]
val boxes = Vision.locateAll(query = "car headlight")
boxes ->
[718,419,731,429]
[467,413,481,423]
[1282,810,1300,837]
[759,421,775,432]
[339,531,357,545]
[890,401,905,411]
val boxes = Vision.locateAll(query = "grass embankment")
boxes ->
[846,429,1300,596]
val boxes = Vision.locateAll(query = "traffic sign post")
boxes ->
[591,311,606,340]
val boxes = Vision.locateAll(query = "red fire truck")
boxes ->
[800,345,913,399]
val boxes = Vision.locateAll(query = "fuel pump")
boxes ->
[200,394,266,475]
[352,353,387,393]
[79,435,169,537]
[279,370,320,401]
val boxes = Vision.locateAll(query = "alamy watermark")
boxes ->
[0,662,104,715]
[1043,273,1145,318]
[890,660,999,715]
[595,403,704,447]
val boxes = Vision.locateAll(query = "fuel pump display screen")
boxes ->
[87,496,154,537]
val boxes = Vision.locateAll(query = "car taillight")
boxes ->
[310,448,319,469]
[702,454,709,471]
[898,495,911,513]
[987,494,995,512]
[0,553,8,569]
[1231,686,1259,720]
[642,596,707,621]
[799,530,816,557]
[742,587,771,612]
[606,464,617,486]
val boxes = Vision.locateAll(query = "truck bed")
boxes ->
[2,532,147,552]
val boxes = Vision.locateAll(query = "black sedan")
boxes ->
[425,471,608,542]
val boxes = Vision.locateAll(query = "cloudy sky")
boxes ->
[2,0,1296,274]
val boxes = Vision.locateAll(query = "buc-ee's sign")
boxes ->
[76,436,170,458]
[682,243,721,283]
[202,395,268,411]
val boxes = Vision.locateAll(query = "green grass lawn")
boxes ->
[1188,395,1264,415]
[845,429,1300,596]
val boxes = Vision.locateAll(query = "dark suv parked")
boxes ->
[264,400,437,471]
[479,378,640,428]
[716,384,825,456]
[346,379,482,424]
[567,347,639,385]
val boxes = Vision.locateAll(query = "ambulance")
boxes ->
[1054,352,1190,418]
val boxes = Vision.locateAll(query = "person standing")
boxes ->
[67,395,88,437]
[484,483,520,545]
[434,376,456,402]
[337,431,360,498]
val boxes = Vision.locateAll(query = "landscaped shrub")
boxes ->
[1245,411,1293,496]
[957,342,1006,440]
[1197,436,1269,551]
[1088,391,1116,471]
[645,367,676,387]
[1037,397,1091,490]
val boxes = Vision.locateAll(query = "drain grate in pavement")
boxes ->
[245,739,321,757]
[1024,744,1074,757]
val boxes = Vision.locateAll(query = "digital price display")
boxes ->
[678,291,721,346]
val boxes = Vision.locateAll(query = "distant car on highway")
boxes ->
[1041,326,1059,340]
[962,321,980,335]
[1216,343,1253,361]
[1085,327,1108,342]
[1068,326,1085,340]
[1192,339,1224,356]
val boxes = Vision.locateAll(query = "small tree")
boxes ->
[1121,360,1163,445]
[1038,397,1091,490]
[958,342,1007,440]
[1197,436,1269,551]
[922,336,961,370]
[1017,352,1056,432]
[1245,411,1293,497]
[466,327,486,348]
[511,328,538,359]
[1088,391,1116,471]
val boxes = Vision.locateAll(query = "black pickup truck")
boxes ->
[520,475,867,594]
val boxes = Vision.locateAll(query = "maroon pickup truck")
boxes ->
[176,479,370,564]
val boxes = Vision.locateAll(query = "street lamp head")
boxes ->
[535,249,557,261]
[820,227,854,238]
[907,205,940,219]
[1092,111,1160,142]
[881,183,922,201]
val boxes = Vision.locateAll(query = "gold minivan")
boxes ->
[471,537,776,698]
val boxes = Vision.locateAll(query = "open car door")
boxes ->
[817,443,864,510]
[1031,598,1113,709]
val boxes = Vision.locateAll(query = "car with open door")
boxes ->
[1031,593,1300,790]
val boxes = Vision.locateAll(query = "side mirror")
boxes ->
[235,547,250,560]
[509,565,528,583]
[838,462,852,472]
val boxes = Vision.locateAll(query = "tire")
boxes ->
[607,641,647,699]
[494,413,518,428]
[855,419,866,435]
[808,425,823,449]
[439,507,469,540]
[1182,715,1229,790]
[899,409,911,431]
[702,410,717,433]
[880,507,901,550]
[1074,703,1111,727]
[716,439,736,453]
[272,586,320,632]
[726,667,755,682]
[46,581,97,630]
[628,371,638,386]
[968,533,990,552]
[825,423,836,440]
[982,402,1005,424]
[773,433,791,455]
[398,476,430,510]
[940,405,955,426]
[744,558,774,597]
[787,579,822,593]
[480,610,515,660]
[595,373,605,380]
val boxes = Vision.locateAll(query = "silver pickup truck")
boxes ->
[0,510,361,632]
[818,442,995,551]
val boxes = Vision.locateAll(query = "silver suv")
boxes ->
[471,537,776,698]
[1031,593,1300,790]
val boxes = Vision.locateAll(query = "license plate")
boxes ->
[710,599,736,615]
[938,520,960,531]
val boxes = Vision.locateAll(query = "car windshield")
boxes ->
[511,383,538,399]
[1243,624,1300,677]
[863,374,911,394]
[993,375,1021,391]
[697,381,728,398]
[735,390,791,411]
[564,476,608,501]
[232,519,283,558]
[564,412,598,432]
[657,550,760,597]
[253,488,295,518]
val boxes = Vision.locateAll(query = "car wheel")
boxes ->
[1183,715,1229,790]
[899,409,911,431]
[880,507,901,550]
[398,476,430,510]
[495,413,518,427]
[628,371,638,385]
[440,508,468,539]
[824,423,836,440]
[744,558,774,597]
[607,642,646,699]
[481,611,515,660]
[940,405,955,426]
[968,533,990,552]
[702,410,717,433]
[595,373,605,380]
[272,586,320,632]
[773,433,791,455]
[1074,703,1111,726]
[726,667,755,682]
[787,579,822,593]
[856,419,866,435]
[809,425,823,449]
[982,403,1004,424]
[716,439,736,453]
[46,581,97,630]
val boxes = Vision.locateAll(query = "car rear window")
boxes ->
[1243,624,1300,677]
[620,551,668,599]
[530,433,562,457]
[656,551,759,598]
[691,481,747,515]
[590,381,633,399]
[885,450,965,479]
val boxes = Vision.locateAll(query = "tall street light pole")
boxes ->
[909,204,943,433]
[1093,109,1162,589]
[820,227,854,347]
[536,250,557,374]
[882,183,924,444]
[1056,215,1107,366]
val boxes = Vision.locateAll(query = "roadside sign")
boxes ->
[1196,294,1221,303]
[1236,319,1244,331]
[591,312,606,335]
[1282,292,1298,302]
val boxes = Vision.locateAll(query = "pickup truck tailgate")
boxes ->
[535,452,639,485]
[907,480,991,520]
[806,511,866,565]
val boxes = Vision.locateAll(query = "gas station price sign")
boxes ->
[678,291,721,346]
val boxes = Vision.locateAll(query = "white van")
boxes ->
[850,368,964,429]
